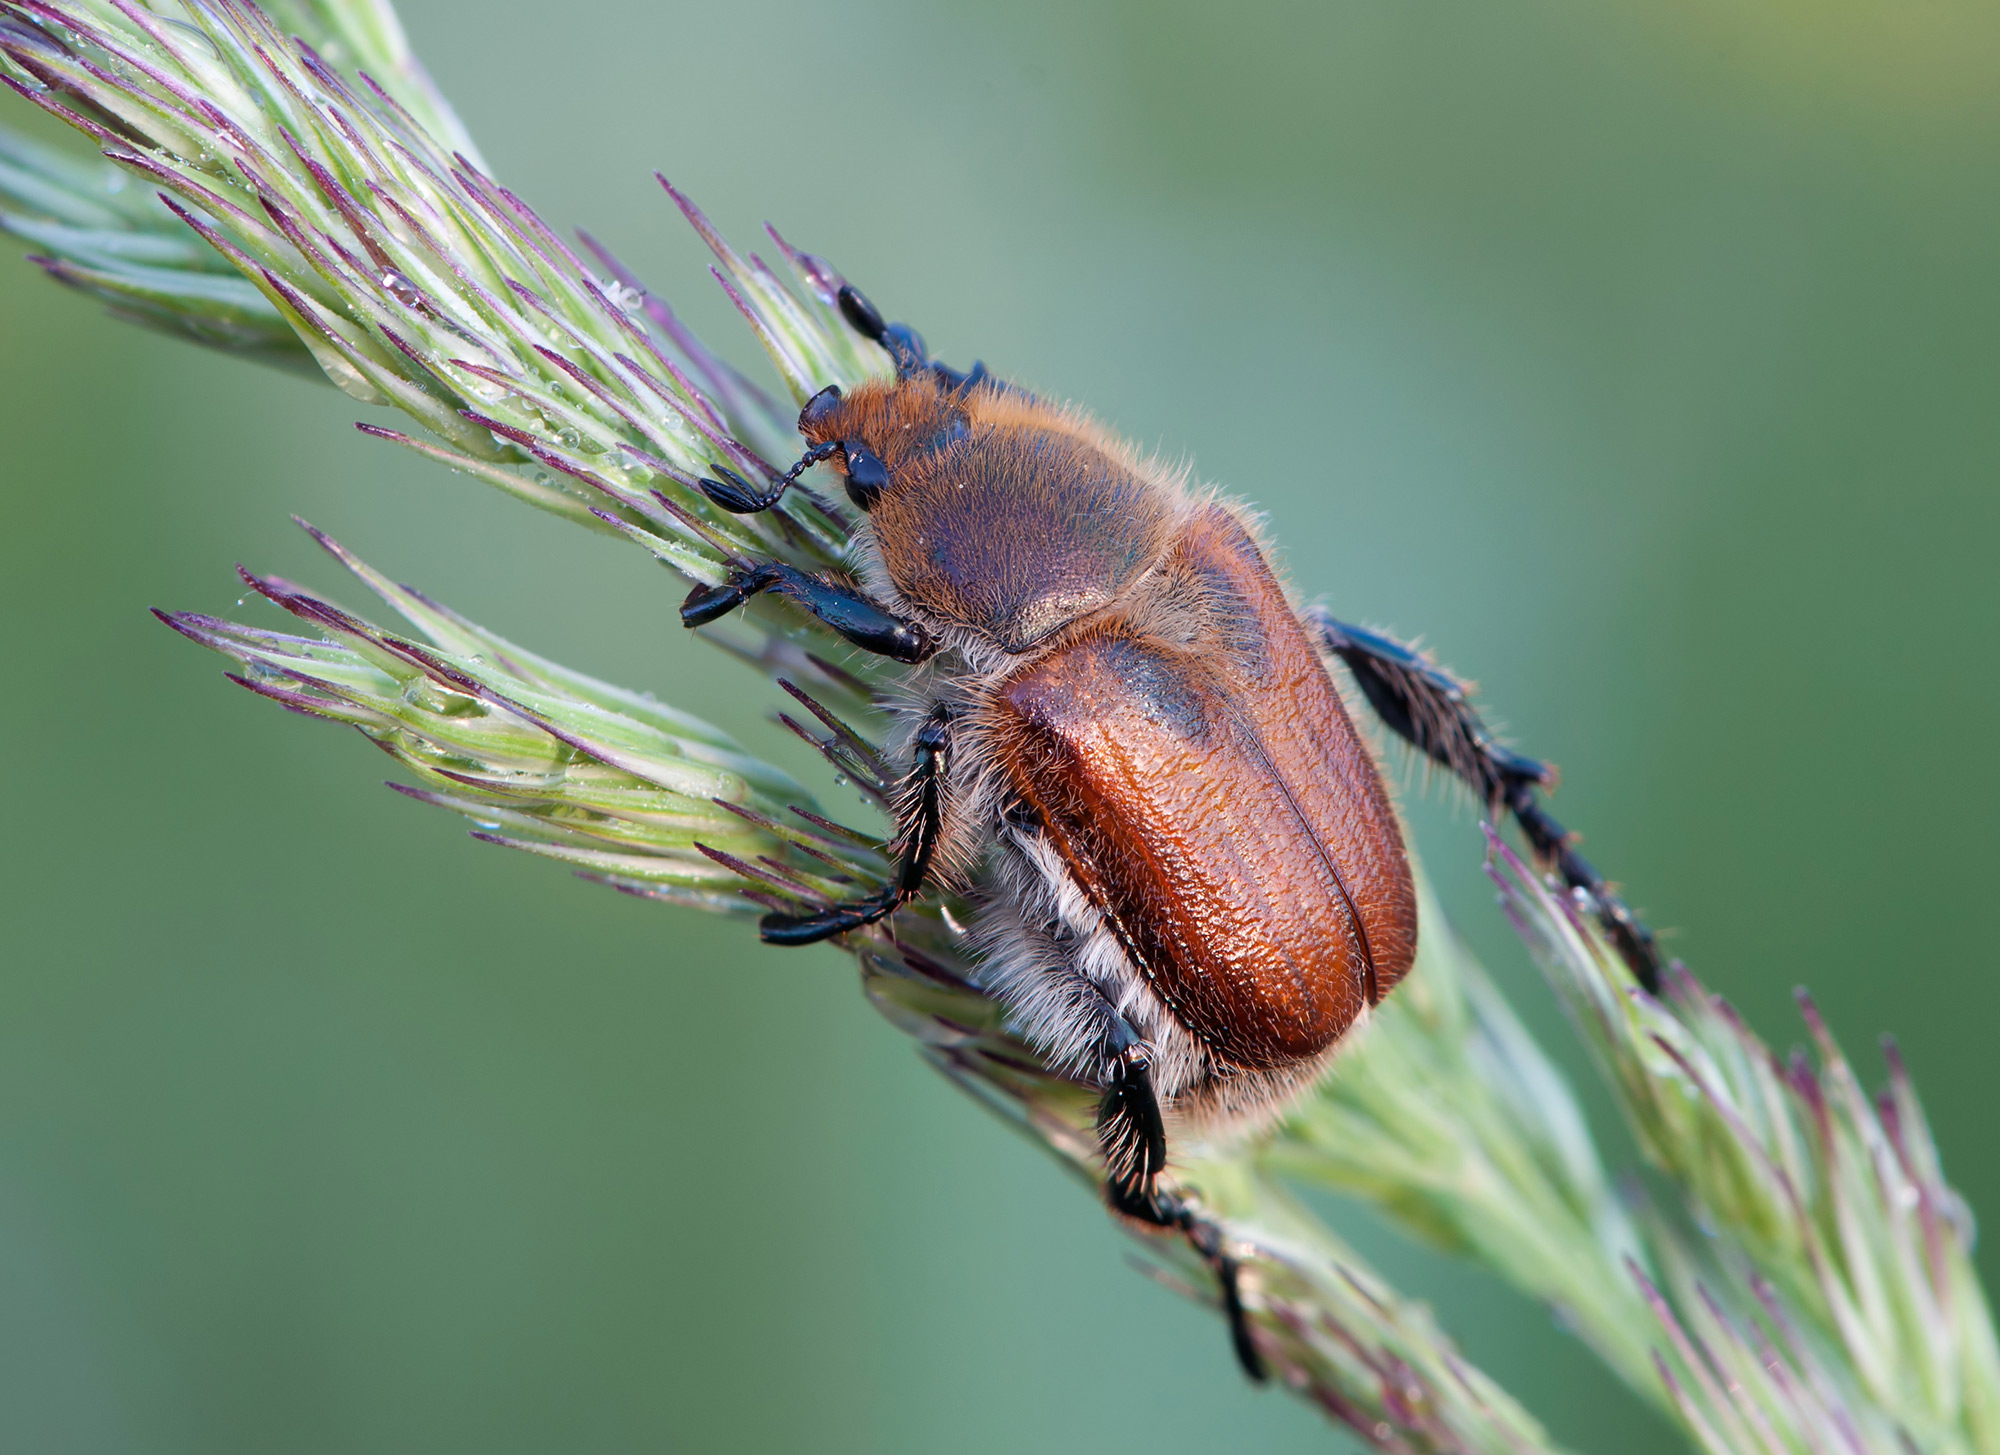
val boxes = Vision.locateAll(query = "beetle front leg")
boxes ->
[682,560,935,664]
[760,705,953,945]
[1305,608,1665,993]
[836,283,1003,396]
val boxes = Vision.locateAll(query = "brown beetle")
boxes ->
[682,286,1664,1378]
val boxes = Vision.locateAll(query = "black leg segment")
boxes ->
[760,705,954,945]
[1098,1038,1169,1215]
[836,283,1001,396]
[1114,1174,1267,1383]
[1307,608,1666,994]
[837,283,930,376]
[682,561,935,664]
[1182,1208,1266,1383]
[1088,1012,1266,1383]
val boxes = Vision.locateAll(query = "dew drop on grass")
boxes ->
[380,269,422,309]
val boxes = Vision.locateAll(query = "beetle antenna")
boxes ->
[696,440,838,515]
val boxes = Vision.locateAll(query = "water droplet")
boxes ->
[833,773,849,788]
[472,818,501,830]
[159,15,220,60]
[556,427,581,449]
[469,654,487,666]
[235,596,246,608]
[380,269,422,309]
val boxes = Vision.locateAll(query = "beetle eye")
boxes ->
[798,384,841,429]
[843,442,889,510]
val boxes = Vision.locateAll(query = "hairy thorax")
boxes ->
[804,378,1183,654]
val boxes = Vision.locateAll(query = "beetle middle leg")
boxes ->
[760,704,954,945]
[682,560,935,664]
[1305,608,1665,992]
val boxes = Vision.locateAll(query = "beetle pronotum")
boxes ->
[682,285,1664,1379]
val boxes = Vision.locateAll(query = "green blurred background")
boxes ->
[2,0,1996,1450]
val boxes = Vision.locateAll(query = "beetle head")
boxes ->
[794,375,966,512]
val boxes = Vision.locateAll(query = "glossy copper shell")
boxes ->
[990,508,1417,1071]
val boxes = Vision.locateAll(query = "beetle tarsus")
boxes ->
[1307,608,1666,994]
[680,561,935,663]
[758,705,954,945]
[759,887,900,945]
[1109,1171,1267,1384]
[1182,1209,1266,1383]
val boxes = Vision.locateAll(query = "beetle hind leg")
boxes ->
[982,836,1264,1379]
[1306,608,1666,993]
[1093,1023,1267,1384]
[1097,1035,1169,1215]
[1177,1201,1266,1384]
